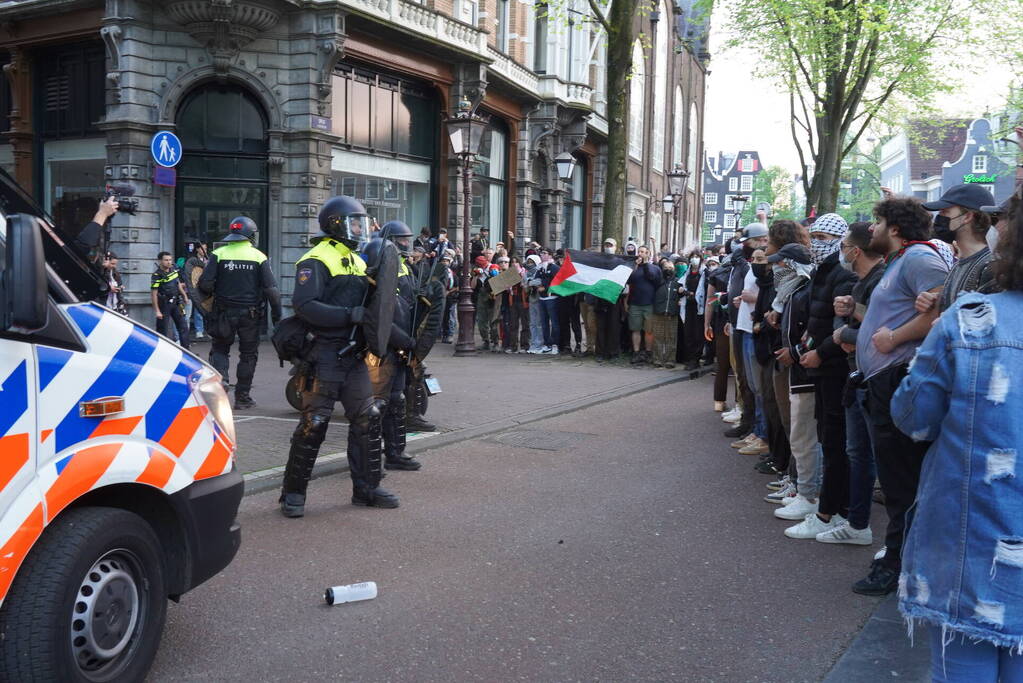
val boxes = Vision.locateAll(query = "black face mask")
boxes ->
[742,243,755,258]
[932,214,955,244]
[751,263,769,279]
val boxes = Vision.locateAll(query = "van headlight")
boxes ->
[190,367,236,446]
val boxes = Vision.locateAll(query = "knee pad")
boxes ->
[297,411,331,444]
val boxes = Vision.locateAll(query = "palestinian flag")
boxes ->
[549,249,631,303]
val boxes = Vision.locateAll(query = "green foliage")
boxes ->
[711,0,992,213]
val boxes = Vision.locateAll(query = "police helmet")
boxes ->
[318,195,369,249]
[223,216,257,243]
[380,220,414,256]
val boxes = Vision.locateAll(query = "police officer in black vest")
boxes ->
[197,216,282,410]
[279,196,400,517]
[375,220,422,472]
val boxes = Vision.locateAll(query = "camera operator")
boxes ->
[72,196,119,262]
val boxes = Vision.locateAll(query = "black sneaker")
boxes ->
[723,424,749,438]
[852,560,899,596]
[754,460,779,475]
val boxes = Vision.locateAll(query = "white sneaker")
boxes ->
[722,410,743,424]
[785,513,845,540]
[550,345,559,355]
[766,475,790,491]
[874,546,887,561]
[781,493,800,506]
[816,521,873,545]
[764,481,796,504]
[541,346,551,354]
[721,408,741,421]
[774,495,818,520]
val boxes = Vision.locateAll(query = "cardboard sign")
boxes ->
[485,267,522,295]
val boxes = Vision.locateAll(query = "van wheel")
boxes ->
[285,374,304,411]
[0,507,167,683]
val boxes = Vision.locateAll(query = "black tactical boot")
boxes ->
[279,442,318,518]
[351,486,400,508]
[407,414,436,432]
[234,391,256,410]
[385,456,422,471]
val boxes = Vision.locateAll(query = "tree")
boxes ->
[710,0,982,214]
[584,0,645,245]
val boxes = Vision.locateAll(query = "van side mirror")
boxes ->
[3,213,48,333]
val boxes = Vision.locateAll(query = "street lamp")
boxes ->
[729,193,750,236]
[666,166,690,248]
[445,97,489,356]
[555,152,577,182]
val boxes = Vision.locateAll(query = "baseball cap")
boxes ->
[603,237,617,249]
[739,223,768,242]
[922,183,995,211]
[980,195,1012,217]
[767,243,812,265]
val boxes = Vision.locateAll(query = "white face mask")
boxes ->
[603,247,615,254]
[690,257,701,267]
[838,246,855,272]
[986,226,1000,253]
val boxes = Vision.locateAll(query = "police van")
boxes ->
[0,172,243,681]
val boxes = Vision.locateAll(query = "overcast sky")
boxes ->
[702,6,1019,175]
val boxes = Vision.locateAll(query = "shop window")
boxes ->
[43,138,106,234]
[34,43,105,140]
[331,151,433,230]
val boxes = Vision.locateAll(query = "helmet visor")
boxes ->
[392,235,412,255]
[344,215,369,247]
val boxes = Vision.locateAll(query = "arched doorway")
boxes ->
[175,83,269,254]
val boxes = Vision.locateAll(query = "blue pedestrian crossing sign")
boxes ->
[151,131,182,168]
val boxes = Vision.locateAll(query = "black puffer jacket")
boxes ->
[804,251,857,377]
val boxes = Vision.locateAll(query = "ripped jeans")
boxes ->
[929,628,1023,683]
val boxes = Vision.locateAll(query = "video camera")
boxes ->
[101,183,138,216]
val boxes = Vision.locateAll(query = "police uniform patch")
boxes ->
[297,268,312,285]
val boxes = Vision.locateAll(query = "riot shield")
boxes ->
[361,238,399,358]
[412,260,448,360]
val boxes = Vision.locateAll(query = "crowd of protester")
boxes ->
[704,174,1023,679]
[425,231,728,368]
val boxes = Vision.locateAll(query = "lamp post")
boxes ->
[554,151,577,249]
[729,193,750,239]
[445,98,488,356]
[666,166,690,248]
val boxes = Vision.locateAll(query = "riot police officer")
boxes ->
[375,220,422,472]
[280,196,399,517]
[197,216,282,410]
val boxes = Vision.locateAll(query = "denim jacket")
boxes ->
[892,291,1023,648]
